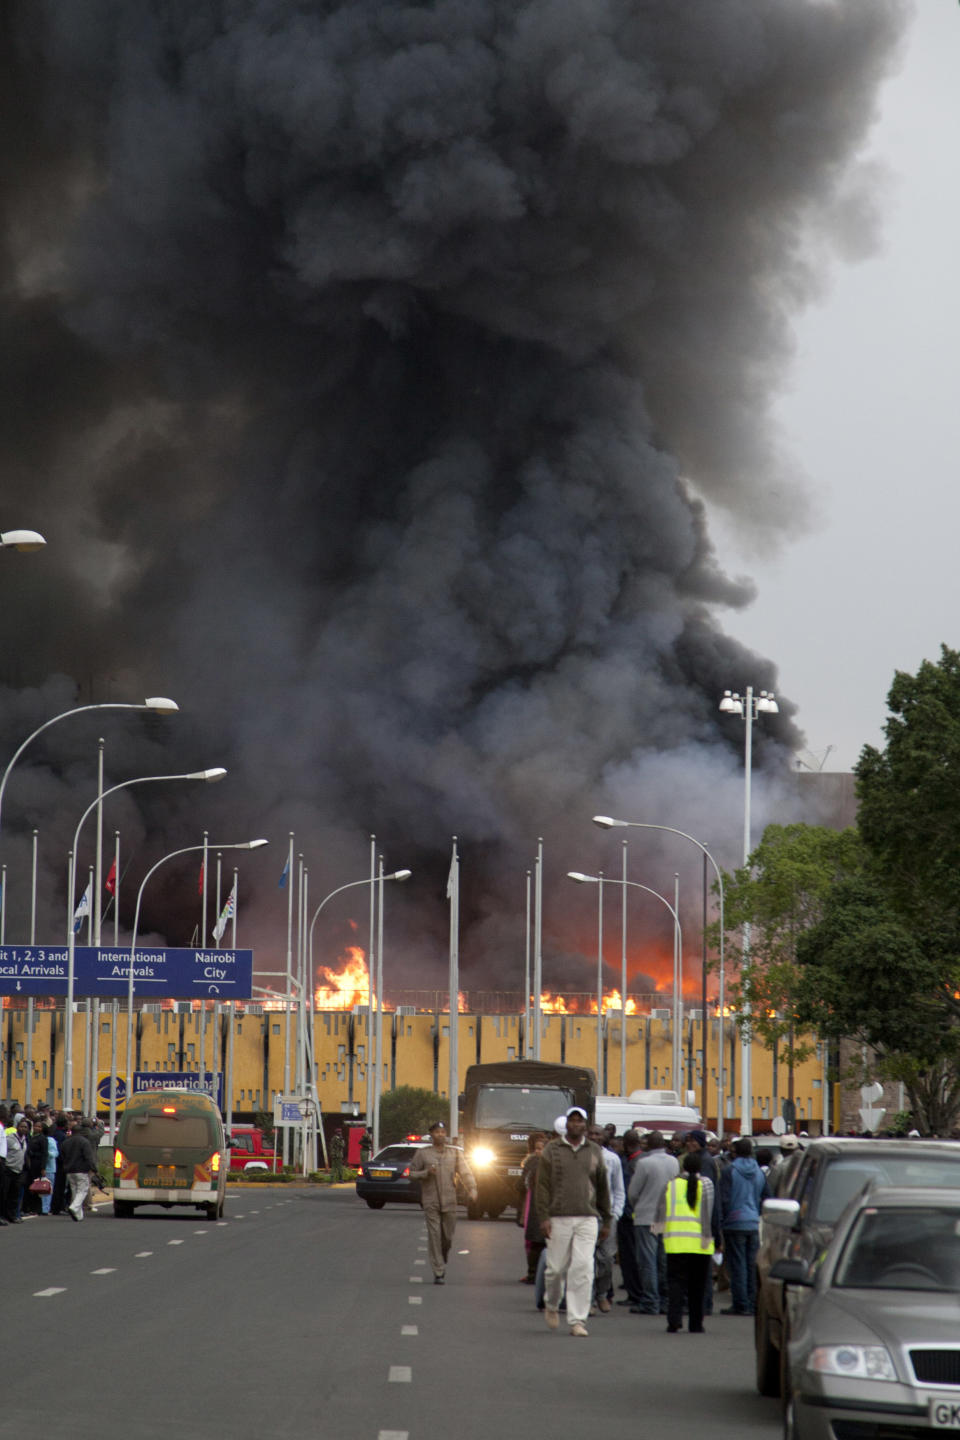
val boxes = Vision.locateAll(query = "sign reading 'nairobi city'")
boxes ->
[0,945,253,999]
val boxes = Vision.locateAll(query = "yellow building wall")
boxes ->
[1,1004,826,1134]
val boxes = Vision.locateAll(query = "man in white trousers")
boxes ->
[535,1106,612,1337]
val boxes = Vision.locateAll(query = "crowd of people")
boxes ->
[518,1115,802,1337]
[0,1102,105,1224]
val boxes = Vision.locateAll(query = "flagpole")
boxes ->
[27,830,37,1105]
[364,834,376,1133]
[523,869,531,1059]
[373,855,385,1154]
[108,830,121,1140]
[533,838,543,1062]
[226,866,237,1134]
[84,864,94,1112]
[283,831,294,1168]
[448,837,459,1137]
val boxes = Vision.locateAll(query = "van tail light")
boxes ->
[113,1148,124,1172]
[210,1152,221,1174]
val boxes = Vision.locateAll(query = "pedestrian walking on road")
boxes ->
[657,1152,721,1334]
[628,1130,679,1315]
[409,1121,477,1284]
[60,1121,100,1222]
[535,1106,612,1338]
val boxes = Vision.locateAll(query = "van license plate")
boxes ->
[152,1166,187,1188]
[931,1399,960,1429]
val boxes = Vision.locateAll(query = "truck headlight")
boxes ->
[808,1345,896,1381]
[471,1146,495,1168]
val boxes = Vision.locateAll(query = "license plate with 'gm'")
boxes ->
[931,1399,960,1429]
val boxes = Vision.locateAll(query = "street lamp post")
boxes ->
[0,530,45,552]
[593,816,726,1131]
[718,686,779,1136]
[123,838,268,1114]
[0,697,179,834]
[568,873,683,1095]
[307,867,412,1152]
[64,766,226,1108]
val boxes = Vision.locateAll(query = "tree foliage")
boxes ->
[378,1085,447,1146]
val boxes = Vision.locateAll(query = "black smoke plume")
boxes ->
[0,1,906,997]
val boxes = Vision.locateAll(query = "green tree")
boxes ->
[793,646,960,1133]
[378,1086,447,1146]
[718,823,865,1093]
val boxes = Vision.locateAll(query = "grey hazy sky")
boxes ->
[710,0,958,774]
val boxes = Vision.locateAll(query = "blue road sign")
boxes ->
[0,945,253,999]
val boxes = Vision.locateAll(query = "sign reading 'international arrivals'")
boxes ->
[0,945,253,999]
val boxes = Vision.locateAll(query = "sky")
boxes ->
[710,0,960,775]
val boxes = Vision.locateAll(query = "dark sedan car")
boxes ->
[355,1143,429,1208]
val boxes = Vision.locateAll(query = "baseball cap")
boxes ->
[779,1133,800,1151]
[566,1106,588,1120]
[553,1115,568,1135]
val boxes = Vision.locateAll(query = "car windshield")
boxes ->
[815,1157,960,1224]
[370,1146,420,1165]
[835,1206,960,1291]
[474,1086,576,1128]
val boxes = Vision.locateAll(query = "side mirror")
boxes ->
[762,1197,801,1230]
[769,1258,813,1286]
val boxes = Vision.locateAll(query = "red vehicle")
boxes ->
[228,1125,279,1172]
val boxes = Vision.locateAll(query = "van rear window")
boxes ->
[127,1116,213,1147]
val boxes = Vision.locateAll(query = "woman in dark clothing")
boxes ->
[520,1132,547,1283]
[24,1121,49,1215]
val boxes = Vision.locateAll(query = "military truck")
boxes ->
[461,1060,596,1219]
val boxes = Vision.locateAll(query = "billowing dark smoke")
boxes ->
[0,2,905,995]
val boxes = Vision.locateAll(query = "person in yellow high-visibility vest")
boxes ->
[656,1152,721,1333]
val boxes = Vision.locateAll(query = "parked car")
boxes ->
[755,1136,960,1404]
[777,1184,960,1438]
[355,1142,429,1208]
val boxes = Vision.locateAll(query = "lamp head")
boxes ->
[191,767,228,782]
[719,690,743,715]
[757,691,779,714]
[592,815,626,829]
[1,529,46,552]
[144,697,179,714]
[243,839,269,849]
[567,871,598,884]
[389,868,412,881]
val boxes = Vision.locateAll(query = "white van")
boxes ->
[594,1089,702,1140]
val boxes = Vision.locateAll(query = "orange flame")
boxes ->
[598,989,638,1016]
[539,992,570,1014]
[315,945,370,1010]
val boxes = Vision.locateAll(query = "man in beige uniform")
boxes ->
[409,1120,477,1284]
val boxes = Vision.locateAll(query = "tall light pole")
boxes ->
[124,837,267,1112]
[718,686,779,1136]
[64,765,226,1107]
[0,697,179,833]
[307,867,412,1148]
[568,873,683,1095]
[593,816,726,1131]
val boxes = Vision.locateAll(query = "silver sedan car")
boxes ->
[777,1185,960,1438]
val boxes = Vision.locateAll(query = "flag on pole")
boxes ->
[213,881,236,943]
[198,861,205,896]
[279,856,290,889]
[104,859,117,896]
[73,880,92,933]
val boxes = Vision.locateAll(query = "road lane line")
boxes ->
[168,1239,185,1245]
[401,1326,418,1335]
[135,1252,153,1257]
[91,1268,116,1275]
[413,1259,425,1265]
[408,1276,423,1283]
[378,1432,409,1439]
[34,1288,66,1297]
[407,1296,422,1305]
[388,1367,412,1383]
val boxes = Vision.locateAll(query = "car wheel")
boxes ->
[204,1202,218,1221]
[112,1200,132,1218]
[466,1201,484,1220]
[365,1199,386,1210]
[756,1291,781,1397]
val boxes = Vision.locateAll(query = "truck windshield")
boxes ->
[474,1086,575,1129]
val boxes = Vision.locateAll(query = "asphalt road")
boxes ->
[4,1187,782,1440]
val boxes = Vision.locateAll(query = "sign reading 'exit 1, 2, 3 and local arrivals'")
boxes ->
[0,945,254,999]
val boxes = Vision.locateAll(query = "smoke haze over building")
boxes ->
[0,1,905,996]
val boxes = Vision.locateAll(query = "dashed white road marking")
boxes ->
[408,1296,422,1305]
[168,1239,184,1246]
[458,1249,469,1254]
[193,1229,209,1234]
[408,1275,423,1283]
[91,1268,116,1275]
[401,1325,418,1335]
[388,1367,412,1383]
[34,1288,66,1297]
[135,1252,152,1258]
[413,1259,425,1266]
[378,1432,409,1440]
[216,1222,228,1227]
